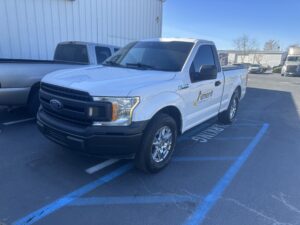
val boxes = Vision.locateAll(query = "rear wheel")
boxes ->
[135,113,177,173]
[218,90,240,124]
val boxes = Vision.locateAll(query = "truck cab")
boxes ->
[282,47,300,77]
[37,38,247,173]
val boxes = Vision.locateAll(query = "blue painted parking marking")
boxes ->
[183,123,269,225]
[13,163,133,225]
[13,122,267,225]
[214,136,253,141]
[230,123,263,127]
[69,195,199,206]
[173,156,237,162]
[13,146,239,224]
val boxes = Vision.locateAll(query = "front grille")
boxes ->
[40,83,112,126]
[41,83,92,101]
[286,65,298,73]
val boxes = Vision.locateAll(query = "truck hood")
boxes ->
[42,66,176,96]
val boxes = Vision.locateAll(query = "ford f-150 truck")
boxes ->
[0,41,119,114]
[37,38,247,173]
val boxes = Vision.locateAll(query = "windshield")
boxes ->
[103,41,194,72]
[287,56,300,62]
[54,44,89,64]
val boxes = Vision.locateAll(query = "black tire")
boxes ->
[218,90,240,124]
[135,113,177,173]
[27,88,40,116]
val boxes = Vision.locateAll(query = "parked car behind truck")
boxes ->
[248,64,266,74]
[0,41,119,114]
[37,38,247,173]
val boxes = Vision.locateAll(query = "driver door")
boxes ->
[181,45,223,130]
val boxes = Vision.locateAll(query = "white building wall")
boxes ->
[220,50,285,67]
[0,0,163,60]
[227,53,236,65]
[236,53,283,67]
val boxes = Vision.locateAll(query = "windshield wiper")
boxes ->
[103,61,122,67]
[126,63,155,70]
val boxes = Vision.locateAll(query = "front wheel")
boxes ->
[218,90,240,124]
[135,113,177,173]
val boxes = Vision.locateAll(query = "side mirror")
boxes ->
[199,65,218,80]
[190,65,218,82]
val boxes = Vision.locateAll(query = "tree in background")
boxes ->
[254,54,264,65]
[264,40,280,51]
[233,34,259,62]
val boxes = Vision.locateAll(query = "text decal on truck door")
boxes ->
[193,90,213,106]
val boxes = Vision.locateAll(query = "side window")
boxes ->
[114,48,120,52]
[95,46,112,64]
[190,45,216,83]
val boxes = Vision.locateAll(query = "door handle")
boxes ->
[215,81,222,86]
[178,84,190,90]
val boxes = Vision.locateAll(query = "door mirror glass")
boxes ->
[191,65,217,82]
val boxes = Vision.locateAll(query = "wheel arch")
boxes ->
[153,106,183,135]
[27,82,40,103]
[133,92,185,134]
[236,85,242,99]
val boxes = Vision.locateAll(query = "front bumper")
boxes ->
[37,109,148,158]
[0,87,30,105]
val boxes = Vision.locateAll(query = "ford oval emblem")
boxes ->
[50,99,63,111]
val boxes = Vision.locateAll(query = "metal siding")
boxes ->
[0,0,11,58]
[0,0,163,60]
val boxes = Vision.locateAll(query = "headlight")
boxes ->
[92,97,140,126]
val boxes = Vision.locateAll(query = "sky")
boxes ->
[162,0,300,50]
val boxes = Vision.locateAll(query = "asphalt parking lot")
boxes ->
[1,73,300,225]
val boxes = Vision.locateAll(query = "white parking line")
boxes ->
[2,117,35,126]
[86,159,120,174]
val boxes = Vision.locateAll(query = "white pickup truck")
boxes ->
[37,38,247,173]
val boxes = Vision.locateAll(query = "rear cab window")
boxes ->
[54,44,89,64]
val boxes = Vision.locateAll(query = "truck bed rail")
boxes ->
[222,65,245,71]
[0,58,88,65]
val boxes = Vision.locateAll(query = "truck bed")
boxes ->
[0,58,88,65]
